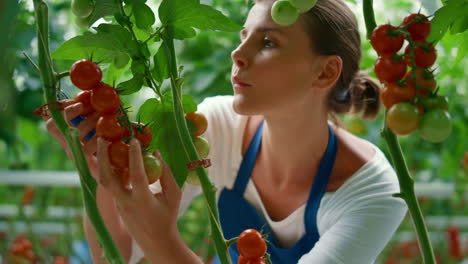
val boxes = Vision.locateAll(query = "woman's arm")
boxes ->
[82,185,133,264]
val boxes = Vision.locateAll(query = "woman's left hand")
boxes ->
[96,137,190,262]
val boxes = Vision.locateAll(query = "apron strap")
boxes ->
[233,120,265,194]
[304,125,338,234]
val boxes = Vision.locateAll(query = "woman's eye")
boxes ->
[263,38,276,48]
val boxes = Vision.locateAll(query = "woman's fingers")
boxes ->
[128,139,150,193]
[154,150,182,204]
[96,137,129,200]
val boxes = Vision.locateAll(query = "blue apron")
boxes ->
[213,120,338,264]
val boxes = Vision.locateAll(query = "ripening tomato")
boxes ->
[374,54,407,83]
[113,167,130,187]
[418,109,452,143]
[74,90,95,116]
[386,102,421,135]
[370,24,404,54]
[91,83,121,114]
[70,59,102,90]
[404,42,437,68]
[420,95,449,111]
[186,112,208,137]
[96,114,126,142]
[143,153,163,184]
[404,69,437,97]
[237,229,267,259]
[108,141,129,169]
[401,13,431,41]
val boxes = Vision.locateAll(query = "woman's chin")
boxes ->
[232,94,260,116]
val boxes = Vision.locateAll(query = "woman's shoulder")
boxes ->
[327,124,397,193]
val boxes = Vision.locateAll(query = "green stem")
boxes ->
[32,1,125,263]
[363,2,436,263]
[162,25,232,264]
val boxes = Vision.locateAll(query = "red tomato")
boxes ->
[447,226,463,260]
[108,141,129,168]
[185,112,208,137]
[70,59,102,90]
[404,69,437,96]
[404,42,437,68]
[370,24,404,54]
[91,83,121,114]
[374,54,407,83]
[74,90,95,116]
[133,122,152,147]
[381,85,406,109]
[113,167,130,187]
[401,13,431,41]
[96,115,125,142]
[387,82,416,101]
[386,102,421,135]
[21,186,35,206]
[237,229,267,259]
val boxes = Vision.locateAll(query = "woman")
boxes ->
[45,0,408,263]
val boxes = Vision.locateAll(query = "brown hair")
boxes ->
[298,0,382,127]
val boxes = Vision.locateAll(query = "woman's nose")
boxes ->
[231,46,248,68]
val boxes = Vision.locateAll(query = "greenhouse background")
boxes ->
[0,0,467,263]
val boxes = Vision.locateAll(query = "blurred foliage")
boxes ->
[0,0,467,263]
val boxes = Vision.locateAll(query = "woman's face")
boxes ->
[231,0,327,117]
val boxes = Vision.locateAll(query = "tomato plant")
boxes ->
[71,0,94,18]
[132,122,152,148]
[70,59,102,90]
[109,141,130,169]
[404,69,437,97]
[186,112,208,137]
[404,42,437,68]
[418,109,453,143]
[143,153,163,184]
[271,0,300,26]
[96,114,125,142]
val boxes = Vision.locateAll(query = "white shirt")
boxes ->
[130,95,408,264]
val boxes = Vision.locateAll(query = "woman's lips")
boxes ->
[232,76,252,91]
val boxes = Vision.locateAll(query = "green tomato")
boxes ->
[386,102,421,135]
[143,154,162,184]
[418,109,452,143]
[420,95,449,111]
[72,0,94,18]
[113,52,130,69]
[289,0,318,13]
[186,170,201,185]
[194,136,210,159]
[75,15,92,29]
[271,0,300,26]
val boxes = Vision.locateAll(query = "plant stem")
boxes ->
[362,1,436,263]
[162,25,232,264]
[32,1,125,263]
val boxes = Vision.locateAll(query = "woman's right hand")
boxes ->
[42,100,102,178]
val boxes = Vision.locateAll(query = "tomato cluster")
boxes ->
[371,13,452,142]
[185,112,211,185]
[70,59,161,186]
[6,234,36,263]
[237,229,268,264]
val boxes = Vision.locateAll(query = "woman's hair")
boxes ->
[298,0,382,127]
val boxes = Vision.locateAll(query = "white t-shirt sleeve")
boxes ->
[298,149,408,264]
[129,95,233,264]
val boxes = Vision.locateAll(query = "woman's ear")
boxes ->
[315,55,343,90]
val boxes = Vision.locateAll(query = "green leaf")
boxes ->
[117,75,144,95]
[51,24,139,62]
[131,58,146,75]
[137,94,191,187]
[83,0,119,27]
[450,14,468,34]
[174,24,197,39]
[454,31,468,64]
[159,0,243,39]
[133,3,156,30]
[182,95,197,113]
[152,43,170,84]
[428,2,468,43]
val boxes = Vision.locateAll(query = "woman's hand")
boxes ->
[42,100,101,177]
[96,137,201,263]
